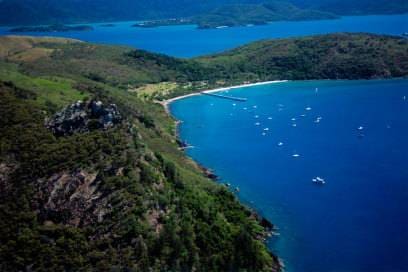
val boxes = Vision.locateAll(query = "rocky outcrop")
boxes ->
[146,208,165,234]
[0,163,15,197]
[35,170,111,227]
[46,100,122,136]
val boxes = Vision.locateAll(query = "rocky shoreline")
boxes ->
[169,90,283,271]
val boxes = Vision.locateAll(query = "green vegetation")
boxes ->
[132,82,180,100]
[0,63,87,108]
[0,33,407,271]
[198,33,408,82]
[1,33,407,102]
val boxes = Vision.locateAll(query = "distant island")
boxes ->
[133,2,339,29]
[9,24,93,32]
[193,2,339,29]
[133,18,193,28]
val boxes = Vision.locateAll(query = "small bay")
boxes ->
[170,79,408,272]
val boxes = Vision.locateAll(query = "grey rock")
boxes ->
[46,100,122,136]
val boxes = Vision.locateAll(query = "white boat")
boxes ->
[292,154,300,158]
[291,118,297,121]
[292,123,297,127]
[263,128,270,131]
[268,117,273,120]
[313,177,326,185]
[278,142,284,146]
[255,115,259,118]
[305,107,312,111]
[255,122,261,126]
[358,126,364,130]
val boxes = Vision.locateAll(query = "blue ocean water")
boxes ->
[170,80,408,272]
[0,14,407,57]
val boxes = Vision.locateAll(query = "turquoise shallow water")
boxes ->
[170,80,408,272]
[1,14,407,57]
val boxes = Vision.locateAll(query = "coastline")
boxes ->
[161,80,288,113]
[163,79,288,272]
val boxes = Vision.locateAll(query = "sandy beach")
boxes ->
[161,80,288,112]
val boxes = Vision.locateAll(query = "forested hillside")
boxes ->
[0,36,279,271]
[198,33,408,83]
